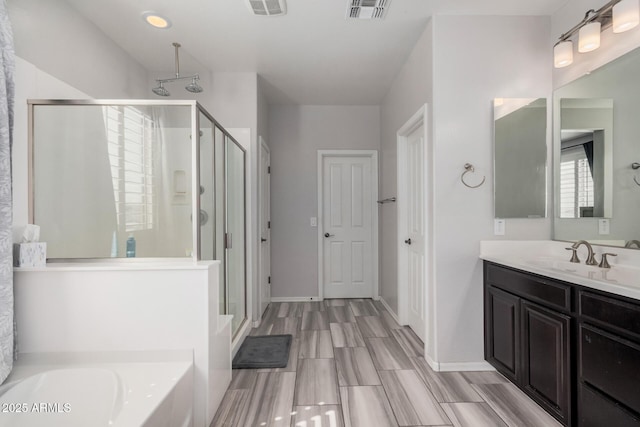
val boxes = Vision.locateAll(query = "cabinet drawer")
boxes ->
[579,290,640,340]
[485,263,571,311]
[580,324,640,413]
[579,383,640,427]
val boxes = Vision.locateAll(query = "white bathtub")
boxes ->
[0,359,193,427]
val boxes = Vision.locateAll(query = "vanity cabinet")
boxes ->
[484,262,572,425]
[484,261,640,427]
[577,291,640,426]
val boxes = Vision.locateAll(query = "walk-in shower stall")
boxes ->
[28,100,247,336]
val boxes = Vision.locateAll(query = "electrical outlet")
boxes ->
[494,219,506,236]
[598,219,610,235]
[310,217,317,227]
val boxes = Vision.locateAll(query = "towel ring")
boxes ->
[632,162,640,186]
[461,163,486,189]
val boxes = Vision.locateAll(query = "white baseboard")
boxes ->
[270,296,321,302]
[378,297,402,325]
[429,360,495,372]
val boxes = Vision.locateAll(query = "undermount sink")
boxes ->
[523,256,640,287]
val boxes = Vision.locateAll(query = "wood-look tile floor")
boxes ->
[212,299,562,427]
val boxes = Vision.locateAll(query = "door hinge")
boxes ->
[268,221,271,229]
[267,166,271,174]
[268,276,271,284]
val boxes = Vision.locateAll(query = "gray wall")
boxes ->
[379,21,433,313]
[268,105,380,298]
[431,15,552,364]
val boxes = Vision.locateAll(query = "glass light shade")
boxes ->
[613,0,640,33]
[554,41,574,68]
[578,22,601,53]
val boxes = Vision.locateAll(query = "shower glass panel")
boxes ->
[29,100,249,336]
[31,103,192,258]
[225,136,246,335]
[199,112,215,261]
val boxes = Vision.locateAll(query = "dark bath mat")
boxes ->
[232,334,292,369]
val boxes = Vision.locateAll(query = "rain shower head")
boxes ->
[185,77,203,93]
[152,82,170,97]
[152,42,203,97]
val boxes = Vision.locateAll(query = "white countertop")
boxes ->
[480,240,640,301]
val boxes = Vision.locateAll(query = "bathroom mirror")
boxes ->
[553,47,640,248]
[493,98,547,218]
[558,98,613,219]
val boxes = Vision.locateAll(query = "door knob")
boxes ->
[261,238,267,243]
[324,233,335,238]
[404,238,412,245]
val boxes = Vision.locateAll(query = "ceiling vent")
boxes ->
[246,0,287,16]
[346,0,391,19]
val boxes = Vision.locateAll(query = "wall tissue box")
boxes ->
[13,243,47,267]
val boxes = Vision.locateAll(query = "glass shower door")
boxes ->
[225,136,246,335]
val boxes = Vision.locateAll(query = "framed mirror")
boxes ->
[493,98,547,218]
[553,47,640,249]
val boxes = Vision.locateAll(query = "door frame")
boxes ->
[257,136,271,320]
[317,150,379,301]
[396,105,435,359]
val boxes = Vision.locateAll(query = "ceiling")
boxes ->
[65,0,569,105]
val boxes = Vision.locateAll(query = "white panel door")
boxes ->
[259,141,271,317]
[405,125,426,341]
[322,156,373,298]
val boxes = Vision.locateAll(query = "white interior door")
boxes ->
[259,139,271,317]
[404,125,426,341]
[322,155,375,299]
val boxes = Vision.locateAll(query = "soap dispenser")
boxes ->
[126,234,136,258]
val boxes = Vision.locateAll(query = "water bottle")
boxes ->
[126,235,136,258]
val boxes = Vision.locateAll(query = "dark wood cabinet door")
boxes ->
[485,286,520,381]
[522,301,572,426]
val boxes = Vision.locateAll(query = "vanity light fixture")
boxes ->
[152,42,203,97]
[142,11,172,29]
[554,0,640,68]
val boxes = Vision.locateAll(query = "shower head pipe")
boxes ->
[152,42,204,95]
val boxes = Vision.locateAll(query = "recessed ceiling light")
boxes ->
[142,11,171,29]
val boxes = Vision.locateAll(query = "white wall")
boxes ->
[8,0,148,99]
[379,21,433,314]
[431,15,552,365]
[268,105,380,298]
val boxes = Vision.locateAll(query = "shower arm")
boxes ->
[155,42,200,84]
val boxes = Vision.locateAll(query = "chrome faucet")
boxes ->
[625,240,640,249]
[572,240,598,266]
